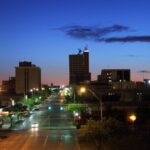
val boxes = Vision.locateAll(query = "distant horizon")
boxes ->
[0,57,146,86]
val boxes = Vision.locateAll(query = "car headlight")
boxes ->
[31,123,39,128]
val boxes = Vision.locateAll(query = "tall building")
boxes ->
[15,61,41,94]
[69,48,91,84]
[98,69,130,83]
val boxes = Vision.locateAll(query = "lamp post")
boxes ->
[73,89,76,103]
[128,114,136,130]
[80,87,103,121]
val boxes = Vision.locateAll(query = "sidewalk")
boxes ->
[0,119,27,131]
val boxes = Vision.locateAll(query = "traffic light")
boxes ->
[60,106,64,110]
[48,106,51,110]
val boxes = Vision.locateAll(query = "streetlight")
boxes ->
[128,114,136,130]
[48,106,52,110]
[30,89,34,97]
[60,106,64,111]
[80,87,103,121]
[69,86,77,103]
[129,114,136,122]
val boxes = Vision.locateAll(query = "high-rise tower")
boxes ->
[69,48,91,84]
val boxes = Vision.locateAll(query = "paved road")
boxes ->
[0,96,80,150]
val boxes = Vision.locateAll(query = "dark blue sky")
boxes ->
[0,0,150,85]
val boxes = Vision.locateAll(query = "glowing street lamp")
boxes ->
[41,87,45,91]
[80,87,86,93]
[129,114,136,123]
[128,114,136,130]
[80,87,103,121]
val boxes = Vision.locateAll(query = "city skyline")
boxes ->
[0,0,150,85]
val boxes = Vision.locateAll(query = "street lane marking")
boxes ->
[43,135,48,148]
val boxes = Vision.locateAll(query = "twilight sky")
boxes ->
[0,0,150,85]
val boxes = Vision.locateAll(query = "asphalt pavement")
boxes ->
[0,96,82,150]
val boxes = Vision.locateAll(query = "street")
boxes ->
[0,96,80,150]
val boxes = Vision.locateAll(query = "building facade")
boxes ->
[69,48,91,84]
[1,77,15,93]
[98,69,130,83]
[15,61,41,94]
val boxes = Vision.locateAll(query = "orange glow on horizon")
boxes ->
[0,71,149,86]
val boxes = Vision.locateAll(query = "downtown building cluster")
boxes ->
[68,48,150,103]
[69,47,131,85]
[0,48,150,104]
[68,48,150,128]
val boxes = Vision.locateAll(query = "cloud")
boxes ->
[59,24,150,43]
[139,70,150,73]
[97,36,150,43]
[59,24,129,40]
[126,54,137,57]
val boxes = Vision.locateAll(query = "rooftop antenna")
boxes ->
[78,48,82,54]
[84,45,89,52]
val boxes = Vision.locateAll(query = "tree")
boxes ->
[79,118,126,150]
